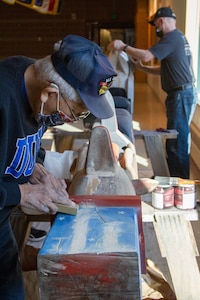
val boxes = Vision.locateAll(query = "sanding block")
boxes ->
[55,203,78,215]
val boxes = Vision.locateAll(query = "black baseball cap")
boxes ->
[148,7,176,26]
[51,34,117,119]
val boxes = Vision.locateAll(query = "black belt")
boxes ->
[167,83,194,93]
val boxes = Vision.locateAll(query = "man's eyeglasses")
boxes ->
[65,100,90,122]
[61,94,90,123]
[37,85,90,127]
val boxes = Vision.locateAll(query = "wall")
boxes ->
[134,0,148,83]
[0,0,136,58]
[1,0,200,172]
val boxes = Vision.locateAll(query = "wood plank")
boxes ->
[134,129,178,139]
[144,134,170,176]
[143,222,173,289]
[191,221,200,270]
[141,198,199,223]
[154,213,200,300]
[134,129,178,177]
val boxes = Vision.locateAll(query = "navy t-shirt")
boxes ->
[149,29,195,92]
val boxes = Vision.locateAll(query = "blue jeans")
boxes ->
[165,88,197,179]
[0,209,25,300]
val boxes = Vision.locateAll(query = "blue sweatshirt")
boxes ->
[0,56,46,213]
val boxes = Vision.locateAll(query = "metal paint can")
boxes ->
[174,185,196,209]
[152,185,174,209]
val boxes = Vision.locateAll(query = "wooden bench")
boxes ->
[134,129,178,177]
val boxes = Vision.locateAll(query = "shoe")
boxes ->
[28,228,47,242]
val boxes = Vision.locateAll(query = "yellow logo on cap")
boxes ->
[99,77,113,95]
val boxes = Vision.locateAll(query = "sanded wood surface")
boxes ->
[142,197,200,299]
[154,212,200,300]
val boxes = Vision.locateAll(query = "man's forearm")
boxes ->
[107,40,154,62]
[137,64,161,75]
[123,45,154,62]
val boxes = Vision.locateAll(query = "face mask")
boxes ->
[37,85,90,127]
[155,27,163,38]
[37,109,72,127]
[37,88,72,127]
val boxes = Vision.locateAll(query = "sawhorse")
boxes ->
[134,129,178,177]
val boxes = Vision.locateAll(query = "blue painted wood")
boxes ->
[38,205,142,299]
[40,206,140,255]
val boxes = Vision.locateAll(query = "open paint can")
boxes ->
[174,184,196,209]
[152,185,174,209]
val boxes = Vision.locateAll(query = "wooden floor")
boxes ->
[133,82,200,179]
[133,82,167,131]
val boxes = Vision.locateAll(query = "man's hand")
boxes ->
[131,58,143,70]
[107,40,126,52]
[19,163,76,215]
[29,163,66,190]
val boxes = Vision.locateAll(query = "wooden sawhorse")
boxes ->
[134,129,178,177]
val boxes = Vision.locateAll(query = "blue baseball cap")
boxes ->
[51,34,117,119]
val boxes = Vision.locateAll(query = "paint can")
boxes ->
[152,185,174,209]
[174,185,196,209]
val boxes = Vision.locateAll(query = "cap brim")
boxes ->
[148,19,155,26]
[77,89,114,119]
